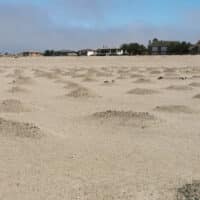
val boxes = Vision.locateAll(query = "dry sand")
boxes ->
[1,56,200,199]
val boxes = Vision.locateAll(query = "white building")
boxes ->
[96,48,124,56]
[78,49,96,56]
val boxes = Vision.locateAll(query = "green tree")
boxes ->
[44,50,55,56]
[120,43,147,55]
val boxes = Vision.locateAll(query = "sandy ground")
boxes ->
[0,56,200,199]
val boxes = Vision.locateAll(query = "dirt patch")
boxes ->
[90,110,156,127]
[0,99,30,113]
[166,85,192,91]
[127,88,159,95]
[0,117,42,138]
[177,181,200,200]
[154,105,194,114]
[67,87,98,98]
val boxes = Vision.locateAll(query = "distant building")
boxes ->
[58,50,78,56]
[54,50,77,56]
[96,48,124,56]
[78,49,96,56]
[43,50,78,56]
[149,39,179,55]
[22,51,42,57]
[190,41,200,54]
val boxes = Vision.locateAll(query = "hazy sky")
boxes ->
[0,0,200,52]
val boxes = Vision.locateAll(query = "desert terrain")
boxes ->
[0,55,200,199]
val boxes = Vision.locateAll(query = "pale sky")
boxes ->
[0,0,200,52]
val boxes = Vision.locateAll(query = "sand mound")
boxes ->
[91,110,156,127]
[64,81,80,89]
[96,71,113,77]
[150,70,161,74]
[154,105,194,114]
[6,69,23,78]
[0,69,5,74]
[87,68,99,74]
[163,68,177,73]
[8,86,29,93]
[101,80,115,86]
[127,88,159,95]
[67,87,98,98]
[54,79,69,84]
[130,74,144,79]
[193,94,200,99]
[51,68,65,75]
[0,118,42,138]
[164,75,178,79]
[11,75,34,85]
[177,181,200,200]
[93,110,155,120]
[34,70,59,79]
[82,76,97,82]
[0,99,30,113]
[179,76,188,80]
[134,78,152,84]
[17,76,33,84]
[14,69,23,75]
[189,82,200,87]
[117,75,129,80]
[71,73,86,78]
[166,85,192,91]
[192,75,200,79]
